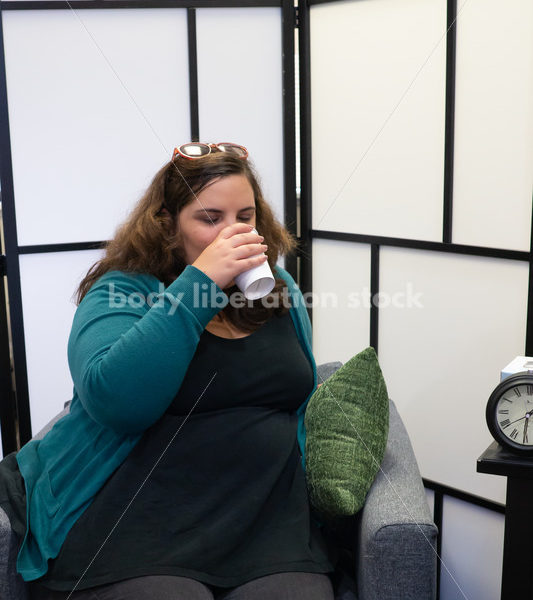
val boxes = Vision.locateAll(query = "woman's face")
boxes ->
[176,174,257,265]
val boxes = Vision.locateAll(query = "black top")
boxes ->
[32,311,334,591]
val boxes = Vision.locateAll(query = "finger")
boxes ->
[218,223,255,240]
[233,243,268,259]
[229,231,265,248]
[236,253,268,273]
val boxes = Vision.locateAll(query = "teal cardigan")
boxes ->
[15,264,317,581]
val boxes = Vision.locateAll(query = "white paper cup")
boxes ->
[234,229,275,300]
[235,259,275,300]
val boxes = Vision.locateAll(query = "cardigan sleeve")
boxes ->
[67,265,224,434]
[273,265,313,347]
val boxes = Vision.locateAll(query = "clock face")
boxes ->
[495,383,533,446]
[487,374,533,454]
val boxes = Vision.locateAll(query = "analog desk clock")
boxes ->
[486,371,533,455]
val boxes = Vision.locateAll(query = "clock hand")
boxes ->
[524,416,529,444]
[504,411,533,429]
[506,415,527,426]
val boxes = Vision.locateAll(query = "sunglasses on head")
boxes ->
[172,142,248,161]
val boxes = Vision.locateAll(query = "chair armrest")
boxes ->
[356,400,437,600]
[317,362,344,383]
[0,507,28,600]
[0,405,71,599]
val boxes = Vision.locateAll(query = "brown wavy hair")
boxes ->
[75,152,298,331]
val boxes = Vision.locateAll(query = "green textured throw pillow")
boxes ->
[304,347,389,518]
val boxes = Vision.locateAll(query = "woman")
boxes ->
[2,143,336,599]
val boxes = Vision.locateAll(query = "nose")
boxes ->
[219,215,240,228]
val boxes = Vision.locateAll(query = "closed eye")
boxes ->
[199,213,254,225]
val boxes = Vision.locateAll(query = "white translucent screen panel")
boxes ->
[3,9,190,246]
[453,0,533,251]
[19,249,104,434]
[440,497,504,600]
[378,247,528,503]
[311,239,371,366]
[196,8,284,222]
[310,0,446,241]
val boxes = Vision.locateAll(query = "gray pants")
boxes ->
[30,572,335,600]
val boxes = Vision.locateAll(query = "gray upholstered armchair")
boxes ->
[0,362,438,600]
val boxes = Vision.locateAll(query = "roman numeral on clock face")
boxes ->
[498,409,510,414]
[500,419,511,429]
[528,385,533,396]
[510,428,519,440]
[514,388,522,398]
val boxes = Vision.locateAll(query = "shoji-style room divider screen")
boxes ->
[301,0,533,503]
[299,0,533,597]
[0,0,296,453]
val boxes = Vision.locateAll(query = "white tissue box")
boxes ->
[501,356,533,381]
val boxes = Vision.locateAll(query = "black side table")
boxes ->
[477,441,533,599]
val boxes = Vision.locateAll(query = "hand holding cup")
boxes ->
[191,224,269,291]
